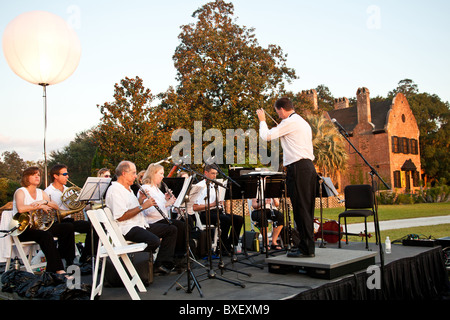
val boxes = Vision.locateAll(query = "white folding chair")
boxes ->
[103,207,156,283]
[86,209,148,300]
[193,211,218,252]
[0,210,46,273]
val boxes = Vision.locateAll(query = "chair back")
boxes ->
[102,207,129,246]
[344,184,374,210]
[87,209,126,249]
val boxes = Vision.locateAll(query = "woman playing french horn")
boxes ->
[12,166,76,276]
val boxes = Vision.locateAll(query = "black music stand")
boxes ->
[162,177,185,198]
[77,177,111,272]
[172,164,245,289]
[256,173,285,258]
[164,175,204,297]
[316,176,340,248]
[227,174,265,269]
[77,177,111,206]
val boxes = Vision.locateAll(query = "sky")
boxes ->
[1,0,449,163]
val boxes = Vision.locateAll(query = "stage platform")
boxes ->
[266,247,377,280]
[1,241,449,304]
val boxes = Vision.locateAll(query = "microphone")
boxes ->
[331,118,349,136]
[173,155,190,166]
[154,156,172,165]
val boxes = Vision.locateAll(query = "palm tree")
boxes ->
[307,114,348,189]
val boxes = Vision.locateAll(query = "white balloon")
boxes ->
[2,10,81,86]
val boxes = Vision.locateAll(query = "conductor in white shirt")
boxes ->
[257,97,317,257]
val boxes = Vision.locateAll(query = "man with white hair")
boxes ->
[105,160,177,274]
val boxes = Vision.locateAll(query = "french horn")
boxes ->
[61,179,86,211]
[9,207,84,236]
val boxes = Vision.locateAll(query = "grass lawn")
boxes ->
[314,202,450,223]
[317,202,450,244]
[238,202,450,244]
[76,203,450,245]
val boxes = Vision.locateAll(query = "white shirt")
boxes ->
[138,184,170,224]
[193,179,216,208]
[259,113,314,166]
[44,184,69,211]
[12,187,44,214]
[105,181,149,235]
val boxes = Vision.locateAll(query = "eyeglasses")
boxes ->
[60,172,69,176]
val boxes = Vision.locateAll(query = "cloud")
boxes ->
[0,134,70,162]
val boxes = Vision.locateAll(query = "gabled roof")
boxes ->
[327,100,392,134]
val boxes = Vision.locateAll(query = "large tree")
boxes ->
[48,129,98,186]
[160,0,296,134]
[95,77,172,172]
[307,114,348,186]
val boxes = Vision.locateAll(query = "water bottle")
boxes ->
[253,236,260,252]
[236,242,242,254]
[385,236,391,254]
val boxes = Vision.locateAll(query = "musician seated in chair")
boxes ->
[193,165,243,256]
[105,160,177,275]
[138,163,187,261]
[45,164,99,265]
[251,198,284,250]
[13,166,75,275]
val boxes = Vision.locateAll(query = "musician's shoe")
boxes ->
[154,265,173,275]
[286,249,315,258]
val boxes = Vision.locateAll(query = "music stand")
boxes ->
[316,176,344,247]
[256,173,285,258]
[226,174,264,270]
[163,177,185,198]
[77,177,111,273]
[77,177,111,205]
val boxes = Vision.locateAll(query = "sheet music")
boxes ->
[76,177,112,202]
[217,179,227,203]
[322,177,339,197]
[173,176,194,208]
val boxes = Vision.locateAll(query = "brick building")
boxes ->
[326,87,421,192]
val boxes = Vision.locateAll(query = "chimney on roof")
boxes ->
[302,89,318,110]
[334,97,349,110]
[356,87,371,124]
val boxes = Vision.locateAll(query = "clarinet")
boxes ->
[137,183,172,225]
[161,181,182,220]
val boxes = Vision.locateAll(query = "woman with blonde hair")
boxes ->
[139,164,187,260]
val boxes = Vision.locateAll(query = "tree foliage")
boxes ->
[48,129,98,186]
[160,0,297,134]
[307,114,348,183]
[95,76,172,172]
[0,151,27,204]
[0,151,27,181]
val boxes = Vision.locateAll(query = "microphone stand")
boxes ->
[211,164,251,278]
[164,174,203,297]
[335,126,390,293]
[175,163,245,288]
